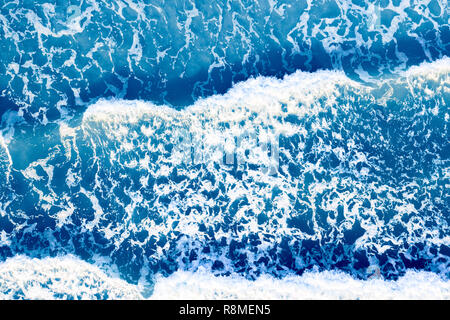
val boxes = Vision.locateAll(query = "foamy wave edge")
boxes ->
[151,268,449,300]
[0,255,142,300]
[80,56,450,123]
[0,255,448,300]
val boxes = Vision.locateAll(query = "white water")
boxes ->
[151,268,450,300]
[0,255,448,300]
[1,58,449,300]
[0,255,141,300]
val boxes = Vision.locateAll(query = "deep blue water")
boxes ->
[0,0,449,298]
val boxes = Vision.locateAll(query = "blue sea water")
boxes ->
[0,0,449,299]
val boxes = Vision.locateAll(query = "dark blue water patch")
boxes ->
[0,97,19,119]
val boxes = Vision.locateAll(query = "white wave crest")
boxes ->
[0,255,142,300]
[0,255,448,300]
[151,268,450,300]
[402,56,450,78]
[82,68,355,124]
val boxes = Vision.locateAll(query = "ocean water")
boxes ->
[0,0,449,299]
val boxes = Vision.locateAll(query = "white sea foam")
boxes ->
[83,68,355,122]
[151,268,450,300]
[402,56,450,78]
[54,57,449,283]
[26,57,446,301]
[0,255,448,300]
[0,255,142,300]
[81,57,449,124]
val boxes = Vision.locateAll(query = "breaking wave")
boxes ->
[0,58,448,294]
[0,0,448,300]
